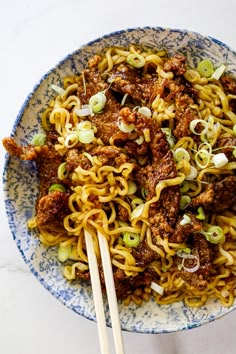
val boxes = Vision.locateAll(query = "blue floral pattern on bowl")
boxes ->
[3,27,236,334]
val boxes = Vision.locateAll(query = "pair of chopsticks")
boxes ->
[84,229,125,354]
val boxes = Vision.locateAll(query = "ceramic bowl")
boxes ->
[3,27,236,333]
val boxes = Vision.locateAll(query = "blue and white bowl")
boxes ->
[3,27,236,333]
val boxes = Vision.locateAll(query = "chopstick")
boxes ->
[84,229,125,354]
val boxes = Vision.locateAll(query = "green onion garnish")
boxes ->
[127,53,145,68]
[57,243,72,262]
[123,232,140,248]
[89,91,106,113]
[201,225,225,244]
[58,162,69,180]
[48,183,66,193]
[197,59,214,78]
[31,133,46,146]
[179,195,191,210]
[196,206,205,220]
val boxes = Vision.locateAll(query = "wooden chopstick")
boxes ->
[97,231,125,354]
[84,230,110,354]
[84,229,125,354]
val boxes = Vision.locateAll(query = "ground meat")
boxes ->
[36,190,70,226]
[113,268,153,299]
[66,149,92,171]
[135,150,177,199]
[131,241,159,267]
[192,176,236,212]
[2,137,63,198]
[116,204,130,222]
[109,63,158,104]
[91,145,131,167]
[163,54,187,76]
[221,75,236,94]
[173,92,198,138]
[216,137,236,161]
[169,214,203,243]
[179,234,212,290]
[191,184,215,208]
[150,210,174,239]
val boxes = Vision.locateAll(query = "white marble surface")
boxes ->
[0,1,235,353]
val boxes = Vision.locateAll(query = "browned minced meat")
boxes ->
[113,268,153,299]
[149,186,181,241]
[221,75,236,94]
[109,63,158,104]
[163,54,187,76]
[169,214,203,243]
[76,69,122,145]
[91,145,131,167]
[221,75,236,112]
[2,137,63,197]
[192,176,236,212]
[178,234,212,290]
[36,190,70,226]
[116,203,130,222]
[216,137,236,161]
[132,241,159,267]
[66,149,92,172]
[135,150,177,200]
[173,94,198,138]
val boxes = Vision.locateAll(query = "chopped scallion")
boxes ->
[201,225,225,244]
[57,244,72,262]
[212,153,228,168]
[179,214,192,226]
[197,59,214,78]
[196,206,205,220]
[48,183,66,193]
[123,232,140,248]
[179,195,191,210]
[174,147,190,162]
[31,133,46,146]
[58,162,69,180]
[89,92,106,113]
[127,53,145,68]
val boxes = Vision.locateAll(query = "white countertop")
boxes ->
[0,1,235,353]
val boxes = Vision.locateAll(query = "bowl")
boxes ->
[3,26,236,334]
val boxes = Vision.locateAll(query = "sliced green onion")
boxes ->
[211,64,226,80]
[176,248,191,257]
[78,129,95,144]
[131,203,145,219]
[179,195,191,210]
[141,187,148,199]
[174,147,190,162]
[89,91,106,113]
[117,118,135,133]
[189,119,209,136]
[48,183,66,193]
[127,181,137,195]
[123,232,140,247]
[195,148,211,169]
[179,214,192,226]
[135,135,144,145]
[196,206,205,220]
[51,84,66,95]
[121,93,128,106]
[57,244,72,262]
[77,120,92,130]
[212,153,228,168]
[138,106,152,118]
[197,59,214,78]
[75,105,93,117]
[58,162,69,180]
[127,53,145,68]
[202,226,225,244]
[180,181,190,193]
[150,281,164,295]
[31,133,46,146]
[185,165,198,180]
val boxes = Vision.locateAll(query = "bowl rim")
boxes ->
[3,25,236,334]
